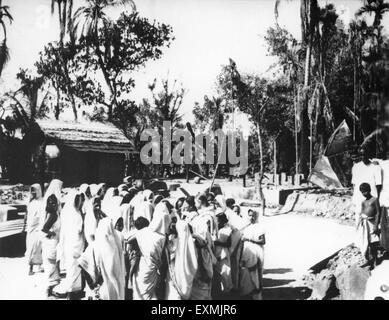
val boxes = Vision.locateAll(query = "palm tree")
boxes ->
[357,0,389,28]
[74,0,136,120]
[356,0,389,156]
[50,0,78,120]
[0,1,13,77]
[274,0,320,176]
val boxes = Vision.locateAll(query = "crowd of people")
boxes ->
[23,179,266,300]
[352,147,389,269]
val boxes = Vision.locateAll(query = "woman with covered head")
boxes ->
[40,179,63,297]
[213,210,233,298]
[215,195,227,212]
[84,196,106,245]
[129,200,171,300]
[181,196,198,221]
[118,184,128,194]
[101,187,119,214]
[25,183,44,275]
[119,191,136,234]
[79,184,91,201]
[189,214,217,300]
[90,183,106,198]
[134,189,155,223]
[79,184,92,223]
[94,217,126,300]
[165,215,198,300]
[55,191,86,299]
[195,194,218,239]
[238,209,266,300]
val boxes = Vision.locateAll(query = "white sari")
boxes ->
[55,192,85,294]
[25,184,43,266]
[215,225,233,294]
[41,179,63,287]
[166,219,198,300]
[94,218,126,300]
[190,215,217,300]
[84,196,99,245]
[134,190,154,223]
[132,203,169,300]
[239,222,265,300]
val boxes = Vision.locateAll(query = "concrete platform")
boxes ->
[263,187,318,206]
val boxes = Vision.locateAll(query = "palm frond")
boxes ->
[361,128,384,147]
[1,6,13,23]
[109,0,136,11]
[357,5,373,16]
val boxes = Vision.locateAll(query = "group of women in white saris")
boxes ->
[25,179,266,300]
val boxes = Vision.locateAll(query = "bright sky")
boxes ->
[1,0,388,123]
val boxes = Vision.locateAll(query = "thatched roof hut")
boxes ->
[34,120,138,186]
[36,120,135,153]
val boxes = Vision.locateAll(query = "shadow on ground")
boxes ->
[262,270,311,300]
[263,268,293,275]
[263,284,311,300]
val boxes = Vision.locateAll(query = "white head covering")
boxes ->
[142,189,154,202]
[149,202,171,235]
[30,183,43,201]
[104,188,116,201]
[57,190,85,271]
[43,179,63,215]
[79,184,90,198]
[101,188,118,214]
[215,195,227,211]
[44,179,63,203]
[118,184,128,193]
[89,184,98,197]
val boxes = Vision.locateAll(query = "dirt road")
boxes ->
[262,213,355,300]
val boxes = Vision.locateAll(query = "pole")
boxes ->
[273,139,277,186]
[294,88,299,175]
[309,121,313,175]
[189,169,208,181]
[210,134,226,191]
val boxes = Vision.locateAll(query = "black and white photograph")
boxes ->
[0,0,388,303]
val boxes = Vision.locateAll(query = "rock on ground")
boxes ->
[303,244,368,300]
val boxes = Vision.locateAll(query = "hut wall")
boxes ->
[59,148,89,186]
[97,153,125,186]
[45,145,125,187]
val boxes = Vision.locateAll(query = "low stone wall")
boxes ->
[282,189,354,224]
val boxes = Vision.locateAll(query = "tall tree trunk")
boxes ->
[294,86,299,174]
[257,125,266,216]
[60,54,78,120]
[55,86,60,120]
[93,34,116,120]
[57,2,77,121]
[300,43,312,177]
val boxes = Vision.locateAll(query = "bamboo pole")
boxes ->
[210,134,226,191]
[294,87,299,175]
[189,169,208,181]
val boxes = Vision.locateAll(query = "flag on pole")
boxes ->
[309,155,343,189]
[324,120,352,157]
